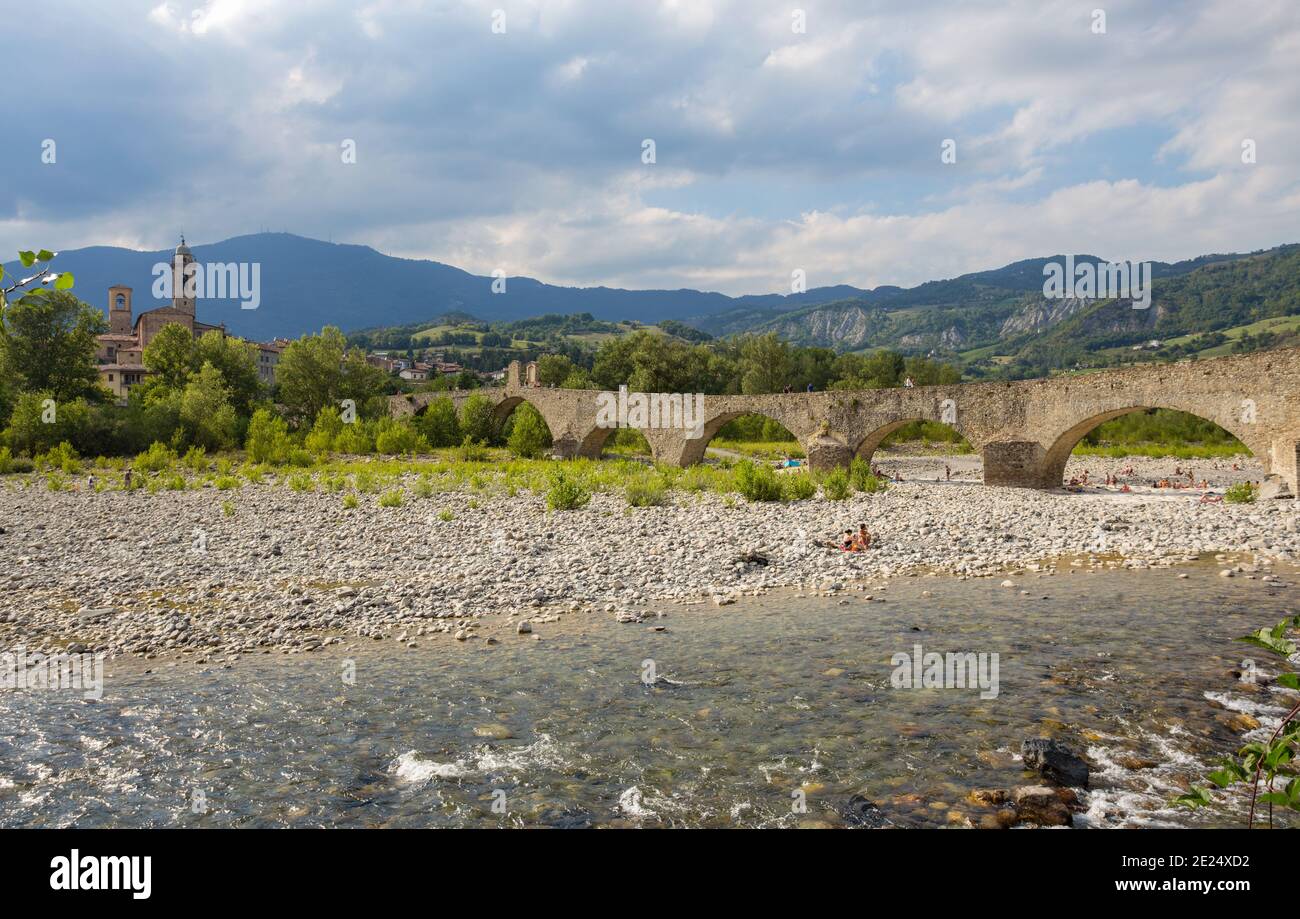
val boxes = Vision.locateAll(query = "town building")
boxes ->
[95,239,285,399]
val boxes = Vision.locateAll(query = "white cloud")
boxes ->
[3,0,1297,298]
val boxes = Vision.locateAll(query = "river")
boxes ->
[2,559,1296,828]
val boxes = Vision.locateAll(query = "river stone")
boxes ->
[1011,785,1073,827]
[841,794,894,828]
[1020,738,1090,788]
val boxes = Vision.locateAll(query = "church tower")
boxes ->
[171,237,196,314]
[108,285,133,334]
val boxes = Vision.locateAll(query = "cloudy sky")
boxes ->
[4,0,1298,294]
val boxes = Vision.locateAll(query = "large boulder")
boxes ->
[1020,738,1090,788]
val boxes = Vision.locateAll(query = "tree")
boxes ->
[193,331,262,415]
[2,390,91,456]
[536,353,576,386]
[304,405,345,453]
[507,403,550,458]
[142,323,197,389]
[414,397,460,448]
[459,392,497,444]
[739,333,792,394]
[276,326,387,424]
[0,290,105,401]
[245,408,291,464]
[180,361,239,450]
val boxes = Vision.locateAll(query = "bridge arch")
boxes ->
[669,409,802,467]
[1040,405,1261,487]
[490,395,559,453]
[854,417,973,465]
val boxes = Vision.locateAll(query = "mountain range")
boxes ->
[3,232,873,341]
[6,233,1299,377]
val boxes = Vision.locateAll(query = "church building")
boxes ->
[95,238,283,400]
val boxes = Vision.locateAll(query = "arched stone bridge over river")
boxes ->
[391,348,1300,491]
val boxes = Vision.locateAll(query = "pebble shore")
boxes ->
[1,455,1294,662]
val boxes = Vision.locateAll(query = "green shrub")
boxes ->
[679,465,717,493]
[374,419,430,455]
[182,445,208,471]
[415,397,461,448]
[287,447,314,467]
[849,458,889,494]
[1225,482,1257,504]
[245,409,292,465]
[457,436,488,462]
[546,468,591,511]
[506,403,551,459]
[0,447,12,474]
[333,423,374,455]
[782,473,817,501]
[821,467,851,500]
[164,474,186,491]
[305,406,345,454]
[459,393,498,445]
[354,470,378,493]
[288,473,315,492]
[133,441,177,474]
[214,475,240,490]
[625,472,668,507]
[733,460,783,502]
[437,508,454,522]
[413,478,434,499]
[379,489,404,508]
[7,457,35,474]
[342,493,359,510]
[39,441,81,474]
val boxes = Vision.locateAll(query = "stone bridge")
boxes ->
[390,349,1300,490]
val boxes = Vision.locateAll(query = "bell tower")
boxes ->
[171,236,196,314]
[108,285,133,334]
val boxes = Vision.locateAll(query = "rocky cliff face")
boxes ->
[765,304,878,348]
[1000,297,1092,337]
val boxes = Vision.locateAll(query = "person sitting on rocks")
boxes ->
[839,529,856,551]
[855,523,872,550]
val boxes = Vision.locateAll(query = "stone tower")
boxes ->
[171,237,196,314]
[108,285,133,334]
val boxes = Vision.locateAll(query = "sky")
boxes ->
[3,0,1299,295]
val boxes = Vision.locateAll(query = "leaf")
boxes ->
[1264,741,1293,771]
[1208,768,1238,788]
[18,250,36,267]
[1257,792,1291,806]
[1279,673,1300,690]
[54,271,74,290]
[1174,787,1213,808]
[36,249,54,262]
[1235,632,1296,657]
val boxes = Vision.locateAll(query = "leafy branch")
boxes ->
[0,248,75,315]
[1176,614,1300,827]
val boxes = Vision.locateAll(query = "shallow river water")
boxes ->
[2,560,1296,828]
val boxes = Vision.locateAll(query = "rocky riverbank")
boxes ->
[1,455,1294,662]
